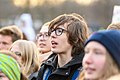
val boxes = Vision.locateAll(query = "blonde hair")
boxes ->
[77,70,84,80]
[98,52,120,80]
[39,21,50,32]
[9,40,40,77]
[107,22,120,30]
[107,74,120,80]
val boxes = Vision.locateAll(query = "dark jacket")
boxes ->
[29,72,38,80]
[36,53,84,80]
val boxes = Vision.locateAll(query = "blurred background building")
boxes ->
[0,0,120,33]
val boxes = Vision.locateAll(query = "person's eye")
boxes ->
[85,50,89,54]
[0,75,3,77]
[39,34,43,37]
[14,52,21,56]
[37,34,42,38]
[57,29,63,33]
[95,51,102,55]
[45,33,49,36]
[0,75,6,77]
[2,42,8,45]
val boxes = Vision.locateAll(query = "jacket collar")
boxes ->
[63,53,84,68]
[43,52,84,69]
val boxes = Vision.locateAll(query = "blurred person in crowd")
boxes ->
[0,25,23,50]
[0,51,27,80]
[9,40,40,80]
[36,21,52,63]
[80,30,120,80]
[107,22,120,30]
[37,13,89,80]
[19,13,36,41]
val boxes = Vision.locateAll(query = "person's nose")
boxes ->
[83,52,93,65]
[50,31,56,38]
[0,42,5,50]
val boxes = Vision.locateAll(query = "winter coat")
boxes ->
[36,53,84,80]
[29,72,38,80]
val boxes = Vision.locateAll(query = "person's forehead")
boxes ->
[0,34,12,40]
[54,24,67,29]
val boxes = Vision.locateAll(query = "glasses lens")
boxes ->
[48,28,67,36]
[55,28,63,36]
[36,33,49,40]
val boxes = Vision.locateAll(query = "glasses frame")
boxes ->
[36,32,50,40]
[48,28,67,36]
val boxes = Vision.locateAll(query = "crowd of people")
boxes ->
[0,13,120,80]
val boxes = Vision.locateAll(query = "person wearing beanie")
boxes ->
[81,30,120,80]
[0,53,20,80]
[0,51,28,80]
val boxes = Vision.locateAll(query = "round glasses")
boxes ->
[48,28,67,36]
[36,32,50,40]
